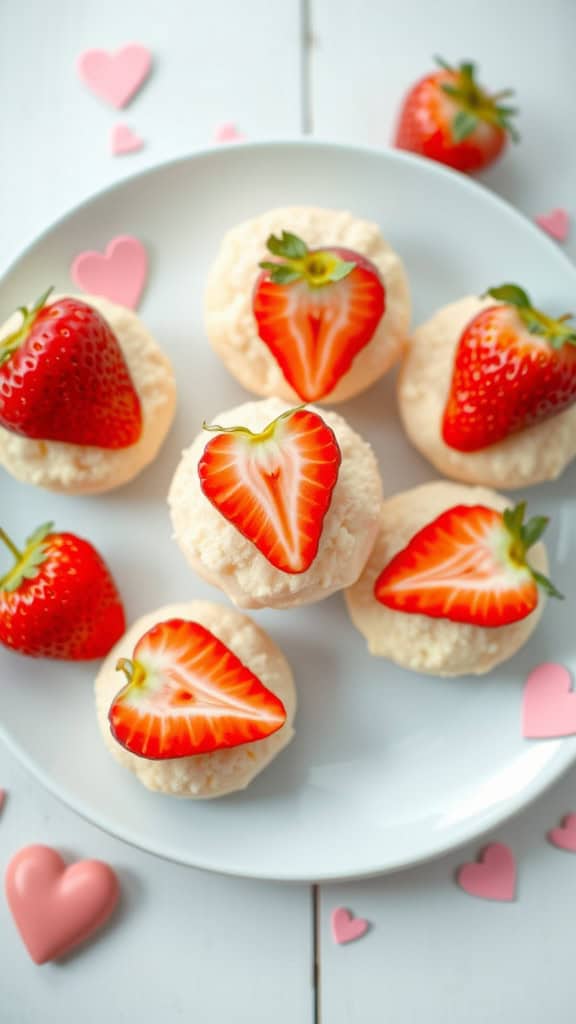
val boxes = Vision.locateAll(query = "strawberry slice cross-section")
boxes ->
[253,231,385,401]
[198,406,341,574]
[109,618,287,760]
[375,502,561,628]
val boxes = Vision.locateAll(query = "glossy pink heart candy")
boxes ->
[522,663,576,739]
[535,208,569,242]
[111,124,144,156]
[331,907,369,944]
[456,843,516,902]
[77,44,151,109]
[548,814,576,853]
[71,235,148,309]
[5,844,119,964]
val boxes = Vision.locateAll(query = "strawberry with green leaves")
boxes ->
[253,231,385,401]
[109,618,287,759]
[198,406,341,574]
[0,289,142,448]
[0,523,125,659]
[375,502,561,628]
[443,284,576,452]
[395,58,518,174]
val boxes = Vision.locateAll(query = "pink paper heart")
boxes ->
[331,907,369,945]
[214,121,245,144]
[522,663,576,739]
[111,123,144,156]
[548,814,576,852]
[5,845,119,964]
[457,843,516,902]
[77,44,152,109]
[71,235,148,309]
[535,208,570,242]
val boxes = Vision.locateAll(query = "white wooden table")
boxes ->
[1,2,575,1020]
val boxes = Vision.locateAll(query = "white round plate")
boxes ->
[1,141,575,881]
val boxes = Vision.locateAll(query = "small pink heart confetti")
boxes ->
[535,208,570,242]
[5,845,119,964]
[71,235,148,309]
[456,843,516,902]
[331,907,370,945]
[77,44,152,109]
[522,663,576,739]
[548,814,576,853]
[214,122,245,144]
[111,124,144,156]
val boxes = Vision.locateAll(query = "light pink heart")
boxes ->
[457,843,516,902]
[5,844,119,964]
[214,121,245,143]
[71,235,148,309]
[522,663,576,739]
[77,44,152,109]
[535,208,570,242]
[548,814,576,853]
[111,123,144,156]
[331,907,370,945]
[0,789,5,812]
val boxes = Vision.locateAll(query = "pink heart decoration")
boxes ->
[77,44,152,109]
[331,907,369,945]
[5,845,119,964]
[71,235,148,309]
[522,663,576,739]
[0,789,5,812]
[214,121,245,144]
[456,843,516,902]
[535,208,570,242]
[548,814,576,853]
[111,123,144,156]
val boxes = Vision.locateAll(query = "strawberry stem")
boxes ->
[0,286,54,367]
[486,284,576,349]
[116,657,147,688]
[502,503,563,600]
[0,522,53,594]
[202,405,306,443]
[259,232,356,288]
[436,58,519,143]
[0,528,23,564]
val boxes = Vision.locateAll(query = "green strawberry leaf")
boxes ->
[329,260,356,282]
[266,231,308,261]
[531,568,564,600]
[26,522,54,548]
[486,284,532,309]
[521,515,550,549]
[434,56,454,72]
[262,264,302,285]
[451,110,478,142]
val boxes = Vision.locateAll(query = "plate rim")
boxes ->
[1,137,576,882]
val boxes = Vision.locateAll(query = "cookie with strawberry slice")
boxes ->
[0,521,125,660]
[0,293,176,494]
[345,481,553,677]
[205,206,410,403]
[398,294,576,489]
[95,600,296,798]
[168,397,383,609]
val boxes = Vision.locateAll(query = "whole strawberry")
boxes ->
[394,58,518,174]
[0,523,126,659]
[443,284,576,452]
[0,289,142,448]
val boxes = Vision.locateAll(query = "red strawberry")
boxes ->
[443,284,576,452]
[109,618,287,759]
[0,289,142,448]
[375,502,561,628]
[0,523,125,659]
[394,58,518,173]
[198,406,341,574]
[252,231,385,401]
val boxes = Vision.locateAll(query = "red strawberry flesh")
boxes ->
[109,618,287,759]
[198,406,341,574]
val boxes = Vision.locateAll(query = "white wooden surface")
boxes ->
[1,1,576,1021]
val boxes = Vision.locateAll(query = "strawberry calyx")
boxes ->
[116,657,148,690]
[502,502,562,599]
[486,284,576,349]
[436,57,519,144]
[0,522,53,594]
[259,231,356,288]
[202,404,306,444]
[0,287,54,367]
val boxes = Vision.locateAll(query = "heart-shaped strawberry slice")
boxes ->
[109,618,287,759]
[198,406,341,574]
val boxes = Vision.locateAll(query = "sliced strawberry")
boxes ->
[252,231,385,401]
[0,289,142,448]
[198,406,341,574]
[374,502,561,628]
[443,284,576,452]
[394,58,518,174]
[109,618,287,759]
